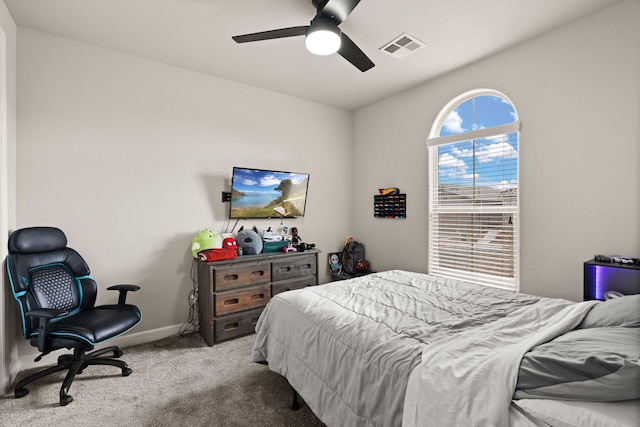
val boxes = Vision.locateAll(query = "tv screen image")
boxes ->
[229,167,310,219]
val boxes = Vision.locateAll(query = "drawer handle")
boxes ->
[223,298,239,305]
[250,293,265,301]
[278,267,291,273]
[300,264,312,270]
[223,274,239,282]
[224,322,239,331]
[250,271,265,278]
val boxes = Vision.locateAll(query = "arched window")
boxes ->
[427,89,519,290]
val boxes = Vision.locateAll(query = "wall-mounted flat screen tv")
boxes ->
[229,167,310,219]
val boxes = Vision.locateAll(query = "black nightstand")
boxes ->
[583,259,640,300]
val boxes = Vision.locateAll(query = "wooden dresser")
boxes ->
[196,249,319,346]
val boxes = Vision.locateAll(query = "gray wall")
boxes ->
[353,0,640,302]
[13,28,354,359]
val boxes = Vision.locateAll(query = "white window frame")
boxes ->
[427,89,520,291]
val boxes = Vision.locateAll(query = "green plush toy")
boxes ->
[191,228,223,258]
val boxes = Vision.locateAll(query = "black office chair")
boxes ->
[5,226,142,406]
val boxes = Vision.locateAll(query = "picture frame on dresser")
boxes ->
[328,252,342,274]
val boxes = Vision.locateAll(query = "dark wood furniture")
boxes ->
[197,249,319,345]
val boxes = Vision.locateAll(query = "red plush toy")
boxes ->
[223,237,238,249]
[198,247,237,262]
[198,238,238,262]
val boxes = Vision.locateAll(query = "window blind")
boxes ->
[428,122,519,290]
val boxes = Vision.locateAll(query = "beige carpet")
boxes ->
[1,333,325,426]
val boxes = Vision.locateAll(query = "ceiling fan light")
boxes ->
[305,25,341,55]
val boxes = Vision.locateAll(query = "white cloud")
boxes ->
[439,153,468,177]
[493,179,518,190]
[439,153,466,168]
[477,139,517,163]
[240,178,258,186]
[259,174,281,186]
[451,138,517,163]
[452,146,473,158]
[443,111,465,133]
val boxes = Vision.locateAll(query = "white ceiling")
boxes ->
[4,0,621,111]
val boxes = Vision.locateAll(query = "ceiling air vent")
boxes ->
[379,33,425,59]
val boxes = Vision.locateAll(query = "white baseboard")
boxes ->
[17,324,185,372]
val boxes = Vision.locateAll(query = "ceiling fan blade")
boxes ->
[316,0,362,25]
[338,33,374,72]
[232,26,308,43]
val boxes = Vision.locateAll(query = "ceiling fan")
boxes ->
[232,0,374,72]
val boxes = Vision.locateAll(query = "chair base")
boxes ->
[14,345,132,406]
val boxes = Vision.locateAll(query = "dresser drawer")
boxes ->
[202,260,271,291]
[197,251,318,346]
[213,307,264,343]
[272,276,316,296]
[271,254,317,282]
[214,283,270,316]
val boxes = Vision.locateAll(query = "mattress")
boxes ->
[251,270,638,427]
[514,398,640,427]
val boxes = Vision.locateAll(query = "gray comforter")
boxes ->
[251,270,591,426]
[403,293,596,426]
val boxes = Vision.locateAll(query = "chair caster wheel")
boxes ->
[15,388,29,398]
[122,367,132,376]
[114,350,123,358]
[60,395,73,406]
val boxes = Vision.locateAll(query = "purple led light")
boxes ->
[594,265,604,300]
[586,261,640,300]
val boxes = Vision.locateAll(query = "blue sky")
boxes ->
[437,96,518,190]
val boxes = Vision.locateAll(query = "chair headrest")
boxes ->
[8,227,68,254]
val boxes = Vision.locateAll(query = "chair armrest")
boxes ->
[107,284,140,305]
[25,308,68,319]
[25,308,68,356]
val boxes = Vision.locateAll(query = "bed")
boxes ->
[251,270,640,427]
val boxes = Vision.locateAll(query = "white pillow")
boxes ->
[578,295,640,328]
[515,327,640,401]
